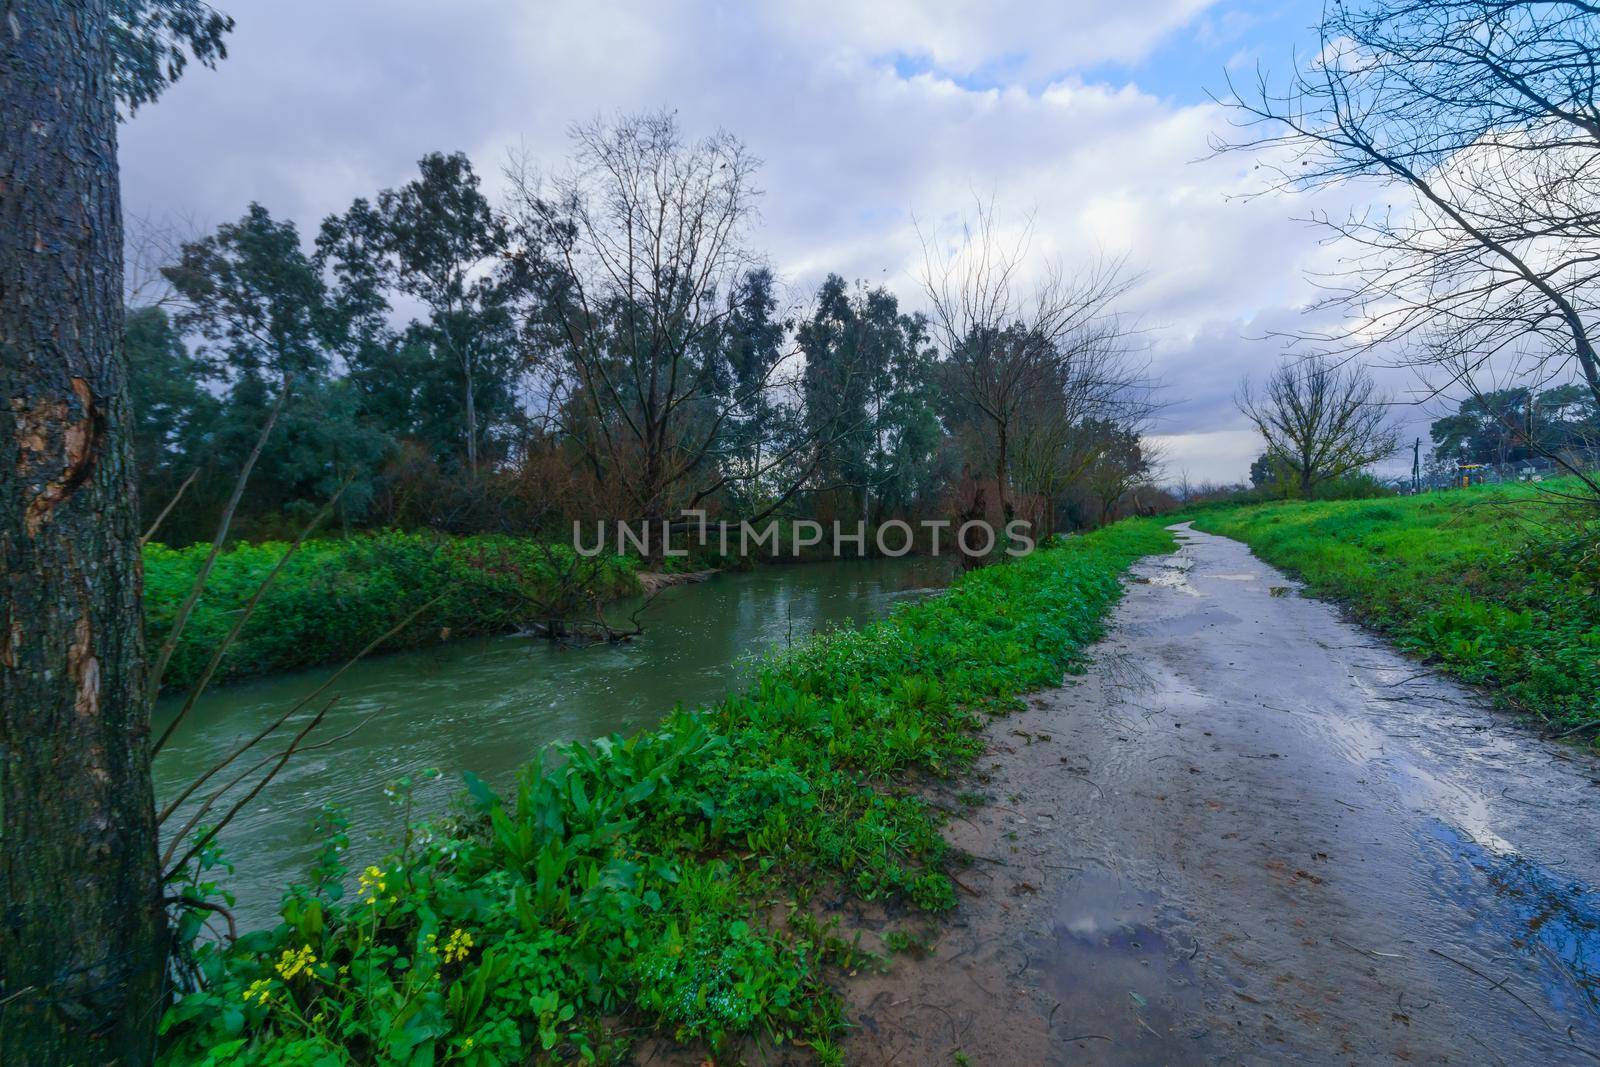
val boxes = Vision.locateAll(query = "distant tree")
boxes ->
[796,276,940,522]
[1238,354,1400,496]
[798,275,873,514]
[2,1,231,1060]
[718,267,799,513]
[1247,451,1279,489]
[1431,385,1600,469]
[127,305,218,536]
[164,204,389,528]
[1081,421,1153,526]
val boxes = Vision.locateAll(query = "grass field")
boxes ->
[1189,483,1599,740]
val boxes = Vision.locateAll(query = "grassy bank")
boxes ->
[145,533,639,691]
[1189,484,1599,738]
[158,520,1173,1065]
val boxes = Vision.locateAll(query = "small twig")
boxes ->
[165,895,238,942]
[1428,947,1559,1036]
[147,382,289,701]
[153,475,353,756]
[140,467,198,547]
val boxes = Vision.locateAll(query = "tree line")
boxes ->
[130,116,1158,550]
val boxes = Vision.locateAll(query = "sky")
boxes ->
[119,0,1429,484]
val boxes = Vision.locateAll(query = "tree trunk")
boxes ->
[995,421,1012,523]
[1,3,167,1062]
[463,352,478,474]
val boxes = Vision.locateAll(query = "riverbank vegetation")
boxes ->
[145,535,639,690]
[156,521,1173,1063]
[1190,484,1599,741]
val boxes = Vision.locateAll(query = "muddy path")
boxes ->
[846,523,1600,1065]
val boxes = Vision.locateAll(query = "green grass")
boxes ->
[157,519,1173,1065]
[145,533,639,691]
[1189,482,1600,738]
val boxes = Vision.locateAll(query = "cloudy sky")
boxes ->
[120,0,1427,483]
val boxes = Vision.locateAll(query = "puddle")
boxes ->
[1141,558,1199,597]
[1134,606,1240,639]
[1036,869,1208,1054]
[1419,819,1600,1024]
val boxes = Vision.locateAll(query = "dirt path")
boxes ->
[846,523,1600,1066]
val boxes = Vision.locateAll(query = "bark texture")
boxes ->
[1,2,166,1062]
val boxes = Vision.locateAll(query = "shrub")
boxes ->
[144,533,639,690]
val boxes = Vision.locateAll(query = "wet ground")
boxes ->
[846,524,1600,1065]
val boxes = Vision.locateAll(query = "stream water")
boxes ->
[154,555,953,928]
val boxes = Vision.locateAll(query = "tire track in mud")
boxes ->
[846,523,1600,1065]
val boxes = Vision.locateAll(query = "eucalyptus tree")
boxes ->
[798,275,874,513]
[126,304,219,539]
[717,266,795,512]
[370,152,518,474]
[1,2,231,1060]
[798,275,943,522]
[163,204,388,526]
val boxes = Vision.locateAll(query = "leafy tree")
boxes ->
[127,305,218,536]
[1081,421,1151,524]
[366,152,520,473]
[1431,386,1600,468]
[163,204,389,530]
[2,2,231,1060]
[798,276,944,522]
[798,275,874,514]
[717,267,798,512]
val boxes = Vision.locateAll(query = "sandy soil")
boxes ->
[844,523,1600,1066]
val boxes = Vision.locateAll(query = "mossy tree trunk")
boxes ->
[1,2,166,1062]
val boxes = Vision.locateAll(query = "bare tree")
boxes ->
[1239,354,1400,496]
[917,200,1140,522]
[1218,0,1600,500]
[510,112,820,544]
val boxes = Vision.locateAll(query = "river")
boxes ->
[154,555,953,928]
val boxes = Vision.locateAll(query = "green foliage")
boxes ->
[158,520,1172,1063]
[1193,482,1600,737]
[110,0,234,113]
[144,533,639,690]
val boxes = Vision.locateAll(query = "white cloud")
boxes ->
[763,0,1222,76]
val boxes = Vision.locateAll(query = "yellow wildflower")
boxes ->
[441,928,474,964]
[242,978,273,1004]
[358,865,388,905]
[274,944,317,981]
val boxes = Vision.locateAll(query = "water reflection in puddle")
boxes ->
[1419,819,1600,1023]
[1038,869,1208,1054]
